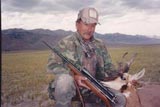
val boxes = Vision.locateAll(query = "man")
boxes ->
[47,7,126,107]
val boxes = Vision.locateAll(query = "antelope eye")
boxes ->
[121,76,126,80]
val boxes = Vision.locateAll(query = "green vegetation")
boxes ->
[2,45,160,105]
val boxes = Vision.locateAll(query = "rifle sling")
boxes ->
[70,71,85,107]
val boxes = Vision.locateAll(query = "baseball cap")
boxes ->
[77,7,100,24]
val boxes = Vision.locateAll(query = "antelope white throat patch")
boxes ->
[123,91,131,98]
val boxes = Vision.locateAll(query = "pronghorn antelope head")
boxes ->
[101,52,145,107]
[101,52,145,98]
[101,68,145,91]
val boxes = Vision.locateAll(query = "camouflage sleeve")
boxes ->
[102,43,119,77]
[46,39,71,75]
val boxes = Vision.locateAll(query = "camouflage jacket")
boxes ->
[47,32,118,80]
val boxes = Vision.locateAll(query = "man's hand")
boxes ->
[74,75,90,90]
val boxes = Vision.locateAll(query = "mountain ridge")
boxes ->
[2,28,160,51]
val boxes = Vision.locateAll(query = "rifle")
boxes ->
[43,41,117,107]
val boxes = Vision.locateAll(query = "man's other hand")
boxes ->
[74,75,90,90]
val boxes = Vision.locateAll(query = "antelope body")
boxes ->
[101,52,145,107]
[102,69,145,107]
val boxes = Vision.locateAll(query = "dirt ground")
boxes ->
[137,83,160,107]
[2,82,160,107]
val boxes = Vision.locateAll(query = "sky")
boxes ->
[2,0,160,38]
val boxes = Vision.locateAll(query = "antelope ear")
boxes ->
[131,68,145,80]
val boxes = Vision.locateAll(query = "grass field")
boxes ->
[2,45,160,106]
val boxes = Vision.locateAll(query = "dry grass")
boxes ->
[2,50,54,106]
[1,45,160,106]
[108,45,160,82]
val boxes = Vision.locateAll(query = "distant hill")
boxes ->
[2,28,160,51]
[96,33,160,44]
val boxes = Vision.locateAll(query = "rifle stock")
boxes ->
[43,41,116,107]
[68,64,111,107]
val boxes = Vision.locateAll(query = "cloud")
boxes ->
[2,0,41,12]
[121,0,160,14]
[2,0,96,13]
[96,12,160,36]
[2,0,160,36]
[1,11,77,31]
[94,0,160,17]
[3,0,160,14]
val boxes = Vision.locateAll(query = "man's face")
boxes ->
[76,21,97,41]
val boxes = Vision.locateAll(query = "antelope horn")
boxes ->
[127,53,138,67]
[122,52,128,58]
[122,53,138,73]
[117,52,128,67]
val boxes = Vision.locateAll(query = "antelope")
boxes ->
[101,52,145,107]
